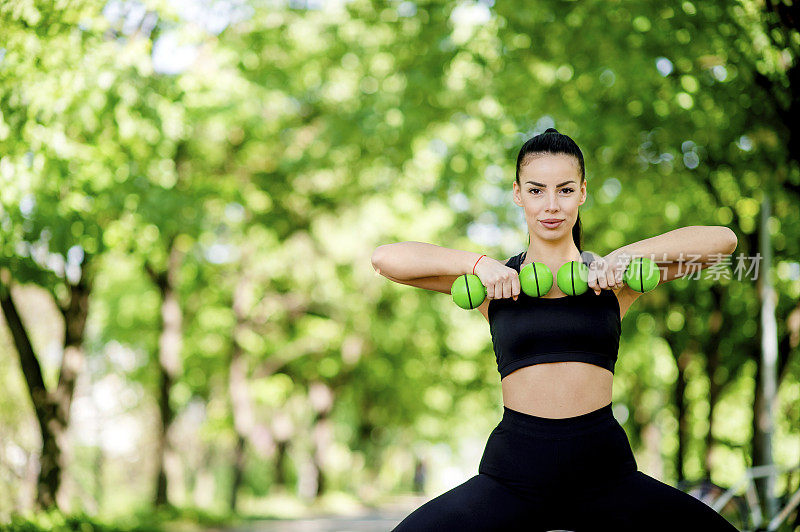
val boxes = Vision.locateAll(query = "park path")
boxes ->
[217,496,426,532]
[213,499,576,532]
[222,511,405,531]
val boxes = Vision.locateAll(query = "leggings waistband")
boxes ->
[500,402,616,437]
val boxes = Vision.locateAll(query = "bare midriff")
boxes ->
[496,257,616,419]
[501,361,613,419]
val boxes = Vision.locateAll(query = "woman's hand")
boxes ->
[474,257,521,301]
[587,250,631,295]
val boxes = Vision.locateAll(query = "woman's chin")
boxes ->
[537,232,562,241]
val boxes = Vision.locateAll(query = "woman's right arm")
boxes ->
[371,241,520,300]
[371,241,484,280]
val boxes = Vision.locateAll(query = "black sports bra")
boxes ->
[488,250,622,379]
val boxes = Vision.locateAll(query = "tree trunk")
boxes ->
[56,276,91,438]
[311,410,331,496]
[777,308,798,388]
[226,258,285,507]
[748,0,799,520]
[227,332,252,510]
[228,267,254,510]
[229,434,246,511]
[147,241,184,508]
[702,288,725,479]
[0,269,91,510]
[674,349,690,483]
[664,313,692,485]
[755,192,779,521]
[154,369,175,506]
[274,439,289,487]
[54,276,91,508]
[309,381,333,497]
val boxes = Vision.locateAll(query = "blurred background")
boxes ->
[1,0,799,530]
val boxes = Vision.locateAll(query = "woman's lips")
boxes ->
[540,220,564,228]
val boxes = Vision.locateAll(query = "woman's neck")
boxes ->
[524,239,580,264]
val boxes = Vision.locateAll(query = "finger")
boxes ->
[512,273,520,301]
[586,274,597,295]
[611,268,623,289]
[588,274,601,296]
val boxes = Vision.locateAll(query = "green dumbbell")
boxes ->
[519,262,554,297]
[556,260,590,296]
[451,274,487,309]
[623,257,660,293]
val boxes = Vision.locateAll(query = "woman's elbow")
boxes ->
[371,246,386,272]
[371,243,397,272]
[721,227,738,254]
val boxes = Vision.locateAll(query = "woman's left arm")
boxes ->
[611,225,737,264]
[587,226,738,294]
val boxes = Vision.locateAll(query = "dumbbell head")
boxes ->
[451,274,487,309]
[519,262,554,297]
[623,257,659,293]
[556,260,589,296]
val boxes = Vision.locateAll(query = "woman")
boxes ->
[371,128,740,531]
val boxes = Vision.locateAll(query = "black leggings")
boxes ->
[393,402,739,531]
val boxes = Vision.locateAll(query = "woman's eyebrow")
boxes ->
[525,180,577,187]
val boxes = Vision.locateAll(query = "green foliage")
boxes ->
[2,508,150,531]
[0,0,799,522]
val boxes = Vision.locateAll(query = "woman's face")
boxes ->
[513,153,586,241]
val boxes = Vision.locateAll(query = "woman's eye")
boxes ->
[528,188,574,194]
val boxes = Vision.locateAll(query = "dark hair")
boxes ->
[515,127,584,250]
